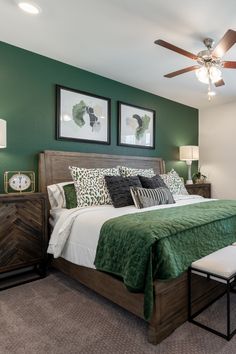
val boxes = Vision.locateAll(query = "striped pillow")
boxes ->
[130,187,175,209]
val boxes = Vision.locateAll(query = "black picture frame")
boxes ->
[56,85,111,145]
[118,101,155,149]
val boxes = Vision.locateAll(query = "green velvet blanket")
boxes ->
[94,200,236,320]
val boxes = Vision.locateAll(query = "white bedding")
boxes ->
[48,194,212,269]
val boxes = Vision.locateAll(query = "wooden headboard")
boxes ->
[39,150,165,192]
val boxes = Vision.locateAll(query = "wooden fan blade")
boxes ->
[164,65,200,78]
[155,39,198,60]
[212,29,236,58]
[223,61,236,69]
[214,79,225,87]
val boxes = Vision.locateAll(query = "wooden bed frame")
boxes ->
[39,150,224,344]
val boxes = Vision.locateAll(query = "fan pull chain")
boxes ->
[207,72,216,101]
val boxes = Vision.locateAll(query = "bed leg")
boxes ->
[147,300,162,345]
[147,324,161,345]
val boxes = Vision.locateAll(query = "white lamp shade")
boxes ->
[179,145,199,161]
[0,119,7,148]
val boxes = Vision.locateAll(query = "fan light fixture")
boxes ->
[195,66,222,84]
[208,90,216,97]
[155,30,236,101]
[195,64,222,101]
[17,1,41,15]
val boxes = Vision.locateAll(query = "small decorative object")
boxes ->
[118,102,155,149]
[179,145,199,184]
[56,85,110,145]
[192,170,207,184]
[4,171,35,193]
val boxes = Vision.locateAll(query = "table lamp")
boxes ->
[179,145,199,184]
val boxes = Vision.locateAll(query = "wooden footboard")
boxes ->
[52,257,225,344]
[52,258,144,318]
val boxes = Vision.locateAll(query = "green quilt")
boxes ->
[94,200,236,320]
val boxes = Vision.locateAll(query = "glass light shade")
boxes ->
[208,91,216,97]
[17,1,41,15]
[179,145,199,161]
[196,67,209,84]
[0,119,7,148]
[196,66,222,84]
[210,66,222,83]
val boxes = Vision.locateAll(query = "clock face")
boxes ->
[9,174,31,191]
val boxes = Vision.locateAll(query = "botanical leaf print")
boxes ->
[72,101,102,132]
[72,100,87,127]
[132,114,150,140]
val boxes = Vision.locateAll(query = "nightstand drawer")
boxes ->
[0,193,48,285]
[185,183,211,198]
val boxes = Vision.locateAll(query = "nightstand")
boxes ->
[0,193,48,290]
[185,183,211,198]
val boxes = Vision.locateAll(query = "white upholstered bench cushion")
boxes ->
[191,246,236,278]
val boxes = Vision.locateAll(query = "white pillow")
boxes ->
[47,182,74,209]
[160,169,188,195]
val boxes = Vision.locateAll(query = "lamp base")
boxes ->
[186,161,193,185]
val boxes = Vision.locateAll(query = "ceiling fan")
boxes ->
[155,29,236,100]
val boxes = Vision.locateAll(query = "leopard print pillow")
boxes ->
[160,169,188,195]
[118,166,155,178]
[69,166,120,207]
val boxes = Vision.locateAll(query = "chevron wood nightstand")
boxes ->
[0,193,48,290]
[185,183,211,198]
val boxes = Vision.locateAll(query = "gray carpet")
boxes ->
[0,272,236,354]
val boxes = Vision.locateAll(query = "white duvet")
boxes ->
[47,194,211,269]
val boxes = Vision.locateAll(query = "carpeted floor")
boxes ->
[0,272,236,354]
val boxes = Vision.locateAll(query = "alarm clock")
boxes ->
[4,171,35,193]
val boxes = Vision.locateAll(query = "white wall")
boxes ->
[199,101,236,199]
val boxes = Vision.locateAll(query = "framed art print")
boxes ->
[56,85,111,144]
[118,102,155,149]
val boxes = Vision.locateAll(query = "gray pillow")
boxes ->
[105,176,142,208]
[130,186,175,209]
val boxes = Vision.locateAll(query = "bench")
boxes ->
[188,245,236,340]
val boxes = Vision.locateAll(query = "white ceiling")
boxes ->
[0,0,236,109]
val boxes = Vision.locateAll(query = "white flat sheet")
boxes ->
[48,194,212,269]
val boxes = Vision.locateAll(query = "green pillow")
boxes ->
[63,184,77,209]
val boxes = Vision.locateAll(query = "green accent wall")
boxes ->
[0,41,198,192]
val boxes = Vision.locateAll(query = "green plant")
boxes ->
[192,169,207,182]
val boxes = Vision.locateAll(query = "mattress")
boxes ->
[48,194,208,269]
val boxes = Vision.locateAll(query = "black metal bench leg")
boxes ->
[188,267,192,321]
[227,280,231,340]
[188,268,236,341]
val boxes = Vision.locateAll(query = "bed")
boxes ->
[39,150,227,344]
